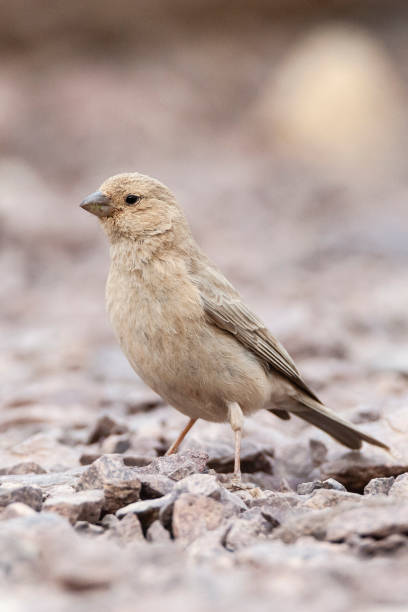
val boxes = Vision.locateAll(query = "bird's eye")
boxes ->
[125,194,141,205]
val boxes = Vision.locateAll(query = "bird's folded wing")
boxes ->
[192,264,320,402]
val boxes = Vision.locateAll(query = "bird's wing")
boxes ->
[190,261,320,403]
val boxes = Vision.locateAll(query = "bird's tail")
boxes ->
[290,394,389,451]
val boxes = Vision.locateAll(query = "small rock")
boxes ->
[123,456,156,468]
[101,514,120,529]
[54,556,118,592]
[146,520,171,542]
[224,508,277,551]
[0,462,47,476]
[176,473,247,516]
[301,489,360,510]
[273,509,333,544]
[80,453,103,466]
[297,479,346,495]
[0,502,36,520]
[350,533,408,556]
[101,434,131,454]
[138,450,209,481]
[116,494,173,530]
[137,473,175,499]
[158,474,246,531]
[76,455,141,514]
[389,473,408,498]
[172,493,224,542]
[80,454,156,467]
[364,476,395,496]
[46,484,77,498]
[87,415,129,444]
[74,521,104,536]
[116,513,144,542]
[103,513,144,544]
[0,470,84,492]
[0,483,42,511]
[309,439,328,466]
[250,491,302,523]
[175,474,222,499]
[43,489,104,524]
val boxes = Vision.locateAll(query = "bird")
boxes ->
[80,172,388,482]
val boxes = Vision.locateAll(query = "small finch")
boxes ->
[81,172,388,481]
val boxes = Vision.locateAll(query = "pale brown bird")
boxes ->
[80,172,388,481]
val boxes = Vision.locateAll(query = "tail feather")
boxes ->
[291,395,389,451]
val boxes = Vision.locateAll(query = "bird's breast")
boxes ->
[105,258,271,420]
[106,259,205,378]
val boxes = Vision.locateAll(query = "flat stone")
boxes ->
[0,483,42,511]
[364,476,395,496]
[43,489,104,524]
[76,455,141,513]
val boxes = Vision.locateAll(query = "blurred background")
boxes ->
[1,1,408,466]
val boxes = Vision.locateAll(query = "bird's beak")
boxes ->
[80,191,115,218]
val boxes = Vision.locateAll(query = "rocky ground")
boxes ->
[1,357,408,612]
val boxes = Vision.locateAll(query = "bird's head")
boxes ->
[80,172,182,241]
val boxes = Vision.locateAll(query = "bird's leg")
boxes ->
[228,402,244,483]
[166,418,197,455]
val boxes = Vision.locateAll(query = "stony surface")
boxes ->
[0,448,408,610]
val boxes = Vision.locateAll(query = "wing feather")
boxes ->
[190,261,320,402]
